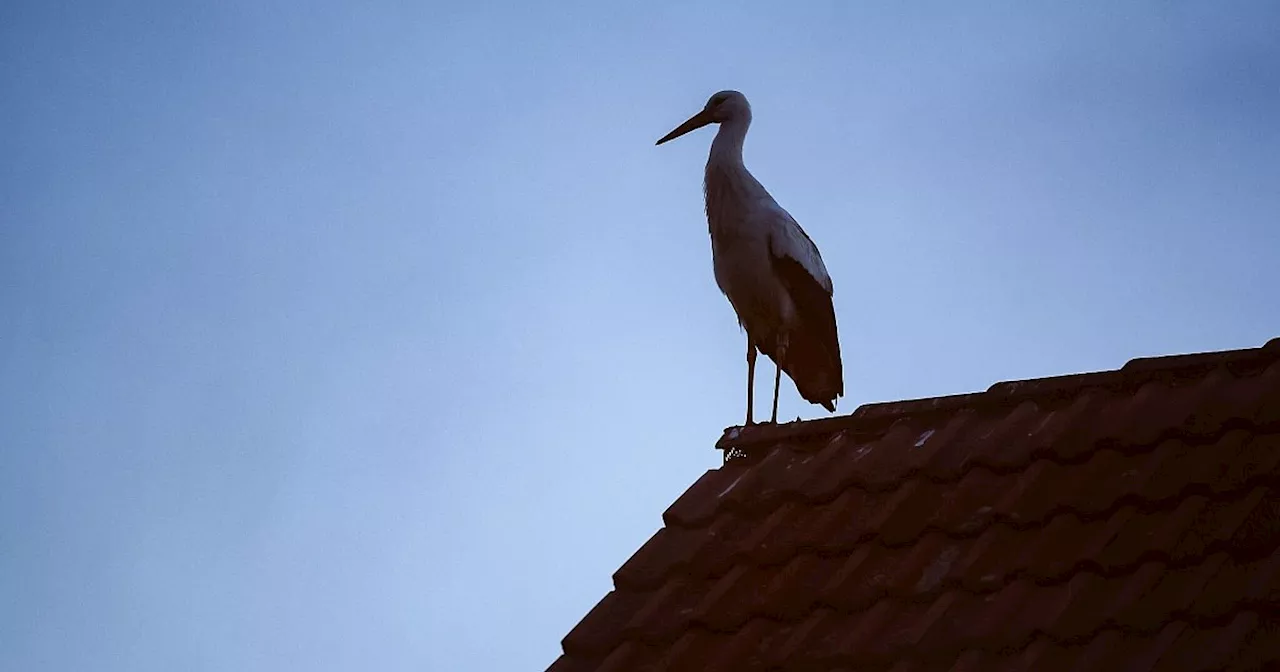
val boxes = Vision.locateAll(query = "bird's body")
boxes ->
[658,90,843,424]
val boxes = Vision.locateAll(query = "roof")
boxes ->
[549,337,1280,671]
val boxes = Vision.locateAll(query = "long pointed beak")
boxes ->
[655,109,714,145]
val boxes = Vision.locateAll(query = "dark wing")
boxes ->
[768,214,844,410]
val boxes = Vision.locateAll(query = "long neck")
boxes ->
[703,115,763,233]
[709,115,750,166]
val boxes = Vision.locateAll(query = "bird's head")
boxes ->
[656,90,751,145]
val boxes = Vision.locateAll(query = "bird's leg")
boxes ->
[746,337,756,426]
[770,335,788,424]
[771,363,781,424]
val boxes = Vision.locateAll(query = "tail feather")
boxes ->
[777,321,843,409]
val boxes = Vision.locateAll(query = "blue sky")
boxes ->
[3,2,1279,670]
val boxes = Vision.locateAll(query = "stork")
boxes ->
[657,90,843,425]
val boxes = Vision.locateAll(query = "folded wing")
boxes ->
[766,207,843,410]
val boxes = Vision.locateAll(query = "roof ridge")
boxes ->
[687,425,1275,529]
[717,337,1280,453]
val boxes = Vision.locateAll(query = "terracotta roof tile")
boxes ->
[549,338,1280,671]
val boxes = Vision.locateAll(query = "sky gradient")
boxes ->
[3,2,1280,670]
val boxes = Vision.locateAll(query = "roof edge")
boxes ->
[717,336,1280,453]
